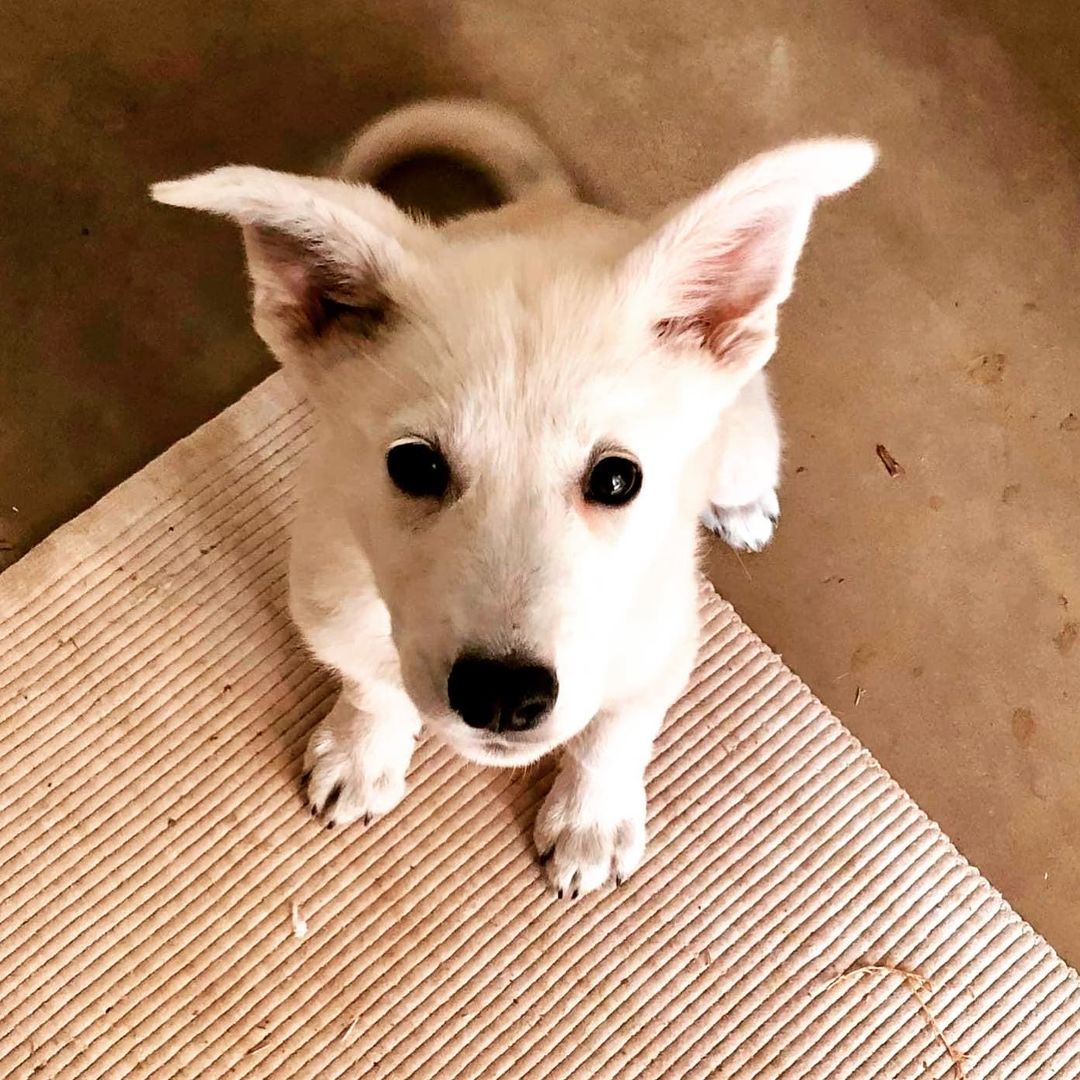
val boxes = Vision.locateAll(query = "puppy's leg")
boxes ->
[304,675,421,828]
[699,372,782,552]
[295,594,422,828]
[289,481,421,827]
[535,697,665,897]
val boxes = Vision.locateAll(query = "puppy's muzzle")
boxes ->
[447,654,558,734]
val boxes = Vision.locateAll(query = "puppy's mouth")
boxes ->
[441,729,553,768]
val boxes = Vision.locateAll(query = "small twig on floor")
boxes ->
[854,686,864,707]
[818,964,966,1078]
[342,1016,360,1044]
[822,964,930,994]
[875,444,905,477]
[732,548,752,582]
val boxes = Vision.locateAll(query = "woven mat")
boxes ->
[2,374,1078,1080]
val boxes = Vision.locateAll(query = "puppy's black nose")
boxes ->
[447,655,558,733]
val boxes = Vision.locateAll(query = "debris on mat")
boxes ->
[290,900,308,940]
[818,964,966,1078]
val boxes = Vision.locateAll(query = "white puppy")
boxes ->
[153,100,874,897]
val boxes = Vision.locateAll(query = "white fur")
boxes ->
[153,100,874,894]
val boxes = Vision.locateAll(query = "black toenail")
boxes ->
[556,887,563,900]
[326,821,334,831]
[363,813,372,826]
[615,873,625,886]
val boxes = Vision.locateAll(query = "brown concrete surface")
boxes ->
[1,2,1078,963]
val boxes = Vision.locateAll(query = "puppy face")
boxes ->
[310,252,726,765]
[153,139,874,765]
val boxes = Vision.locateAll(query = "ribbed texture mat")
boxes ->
[1,374,1078,1080]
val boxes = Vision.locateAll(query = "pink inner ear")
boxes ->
[244,225,390,340]
[679,204,804,332]
[244,226,327,336]
[245,226,311,293]
[274,258,317,307]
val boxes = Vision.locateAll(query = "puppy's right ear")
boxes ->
[152,167,425,376]
[619,138,876,389]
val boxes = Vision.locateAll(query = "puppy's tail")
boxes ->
[338,98,577,203]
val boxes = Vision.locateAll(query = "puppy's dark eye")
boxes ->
[585,455,642,507]
[386,439,450,499]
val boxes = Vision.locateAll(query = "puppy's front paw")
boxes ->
[534,766,646,898]
[302,702,414,828]
[700,488,780,552]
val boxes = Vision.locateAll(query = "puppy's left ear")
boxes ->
[622,138,876,382]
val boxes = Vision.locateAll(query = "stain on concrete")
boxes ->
[1001,484,1022,504]
[851,643,877,669]
[1061,412,1079,432]
[969,352,1006,385]
[928,495,945,510]
[1011,707,1036,747]
[1054,621,1079,655]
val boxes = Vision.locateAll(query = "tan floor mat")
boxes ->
[1,374,1078,1079]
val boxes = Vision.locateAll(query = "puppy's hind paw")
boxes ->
[700,489,780,552]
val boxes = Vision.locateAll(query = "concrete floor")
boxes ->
[2,2,1078,964]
